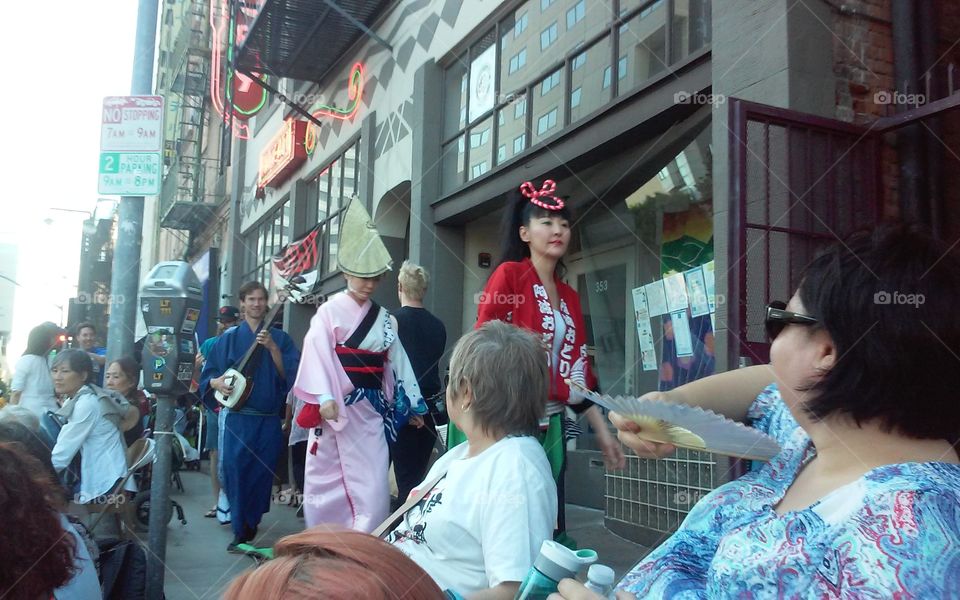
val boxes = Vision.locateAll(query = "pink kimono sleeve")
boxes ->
[292,305,352,431]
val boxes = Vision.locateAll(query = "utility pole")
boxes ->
[105,0,158,365]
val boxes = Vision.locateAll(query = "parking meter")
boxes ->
[139,262,203,394]
[139,261,203,597]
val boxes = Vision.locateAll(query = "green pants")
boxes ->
[445,414,564,481]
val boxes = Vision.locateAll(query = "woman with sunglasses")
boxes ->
[558,224,960,599]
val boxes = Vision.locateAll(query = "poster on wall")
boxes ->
[468,45,496,123]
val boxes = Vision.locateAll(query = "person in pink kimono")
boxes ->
[294,199,427,531]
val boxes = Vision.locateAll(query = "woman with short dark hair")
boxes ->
[50,349,132,504]
[105,356,149,445]
[600,224,960,598]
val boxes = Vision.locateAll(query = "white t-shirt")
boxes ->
[10,354,57,417]
[388,435,557,595]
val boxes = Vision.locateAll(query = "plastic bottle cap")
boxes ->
[587,564,615,586]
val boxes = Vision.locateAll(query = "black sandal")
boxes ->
[204,508,217,518]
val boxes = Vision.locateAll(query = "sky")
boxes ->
[0,1,139,369]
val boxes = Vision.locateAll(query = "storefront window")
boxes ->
[306,138,361,275]
[243,200,289,288]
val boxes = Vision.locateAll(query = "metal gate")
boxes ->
[727,99,883,364]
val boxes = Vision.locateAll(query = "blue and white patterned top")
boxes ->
[618,384,960,599]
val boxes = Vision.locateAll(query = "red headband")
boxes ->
[519,180,565,211]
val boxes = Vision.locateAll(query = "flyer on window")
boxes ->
[632,286,659,371]
[663,272,690,314]
[644,280,669,316]
[685,267,710,317]
[702,260,717,313]
[671,310,694,357]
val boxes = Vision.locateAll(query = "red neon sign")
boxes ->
[210,0,268,138]
[258,120,308,190]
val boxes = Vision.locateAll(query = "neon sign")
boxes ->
[304,63,365,155]
[210,0,268,138]
[258,120,308,190]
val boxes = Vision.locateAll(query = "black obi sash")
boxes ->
[336,301,387,390]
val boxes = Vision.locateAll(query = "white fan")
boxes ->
[568,381,781,461]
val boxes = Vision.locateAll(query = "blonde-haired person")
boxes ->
[387,320,556,599]
[391,260,447,509]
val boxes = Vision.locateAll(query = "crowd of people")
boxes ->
[3,181,959,598]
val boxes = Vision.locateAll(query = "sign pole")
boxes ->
[105,0,157,366]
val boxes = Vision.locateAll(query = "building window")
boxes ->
[515,12,528,36]
[307,138,361,274]
[508,48,527,74]
[602,66,612,89]
[571,87,582,108]
[514,134,526,154]
[540,22,558,50]
[243,200,289,288]
[566,0,585,28]
[537,108,558,135]
[470,128,491,148]
[497,145,507,163]
[541,70,561,95]
[618,55,628,80]
[514,96,527,119]
[541,0,554,10]
[471,161,489,178]
[572,51,587,71]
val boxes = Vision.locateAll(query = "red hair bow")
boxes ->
[519,179,565,211]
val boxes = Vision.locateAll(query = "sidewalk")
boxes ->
[162,468,649,599]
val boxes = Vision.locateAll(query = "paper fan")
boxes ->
[567,381,781,461]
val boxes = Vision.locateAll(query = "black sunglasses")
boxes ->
[765,301,818,340]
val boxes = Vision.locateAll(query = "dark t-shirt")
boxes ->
[393,306,446,400]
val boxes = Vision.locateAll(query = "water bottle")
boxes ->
[583,564,615,598]
[514,540,598,599]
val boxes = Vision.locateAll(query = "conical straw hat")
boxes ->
[337,196,392,277]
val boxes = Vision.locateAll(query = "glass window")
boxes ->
[328,158,341,213]
[541,0,554,10]
[513,95,527,119]
[327,214,339,273]
[536,107,558,136]
[443,52,469,138]
[602,66,612,89]
[508,48,527,74]
[541,22,558,50]
[442,136,466,190]
[541,69,561,95]
[572,50,587,71]
[566,0,585,28]
[571,86,582,108]
[515,11,528,36]
[618,0,668,96]
[672,0,711,61]
[497,145,506,163]
[342,142,357,202]
[316,167,330,222]
[569,35,612,124]
[618,55,628,80]
[467,116,494,182]
[513,134,526,154]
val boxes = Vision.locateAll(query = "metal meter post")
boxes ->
[139,262,202,597]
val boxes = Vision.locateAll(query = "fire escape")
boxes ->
[160,0,221,233]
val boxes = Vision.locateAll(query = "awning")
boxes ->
[235,0,393,84]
